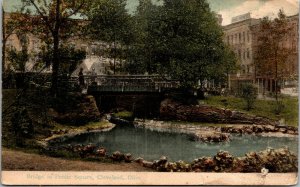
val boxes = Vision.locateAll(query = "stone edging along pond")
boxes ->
[134,119,298,143]
[42,123,116,145]
[38,117,298,173]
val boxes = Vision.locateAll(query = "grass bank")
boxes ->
[203,96,298,127]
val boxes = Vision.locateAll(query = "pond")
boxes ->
[60,125,298,162]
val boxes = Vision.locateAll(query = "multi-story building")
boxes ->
[3,13,47,72]
[223,13,260,90]
[251,14,299,95]
[223,13,298,96]
[3,12,118,76]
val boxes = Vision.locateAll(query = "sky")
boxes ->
[3,0,299,25]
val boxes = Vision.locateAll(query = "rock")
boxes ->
[213,151,234,172]
[279,128,288,133]
[124,153,133,163]
[158,156,168,165]
[160,99,276,126]
[240,148,298,172]
[134,157,144,164]
[175,160,191,172]
[142,160,153,168]
[190,132,230,142]
[50,94,101,125]
[77,144,96,158]
[96,147,107,157]
[110,151,125,162]
[166,162,177,172]
[191,157,215,172]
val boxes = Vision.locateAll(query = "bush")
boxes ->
[114,111,134,121]
[240,83,258,111]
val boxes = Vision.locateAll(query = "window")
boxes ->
[239,33,241,43]
[231,35,233,44]
[238,49,241,59]
[242,65,246,74]
[247,32,250,42]
[243,32,245,43]
[243,51,246,60]
[235,34,237,43]
[247,48,250,58]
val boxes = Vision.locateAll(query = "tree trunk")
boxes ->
[51,0,61,96]
[275,49,278,101]
[2,8,6,72]
[113,38,116,74]
[51,33,59,95]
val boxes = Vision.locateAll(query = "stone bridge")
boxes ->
[69,75,180,116]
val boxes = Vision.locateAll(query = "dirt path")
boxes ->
[2,149,152,171]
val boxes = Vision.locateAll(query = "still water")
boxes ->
[61,125,298,162]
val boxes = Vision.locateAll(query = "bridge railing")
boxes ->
[71,75,180,92]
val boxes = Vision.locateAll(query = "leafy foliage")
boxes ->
[8,48,29,72]
[19,0,89,93]
[36,46,86,75]
[239,83,258,111]
[127,0,236,88]
[86,0,134,74]
[7,33,30,72]
[253,10,295,99]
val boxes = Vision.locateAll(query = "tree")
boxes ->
[2,7,32,72]
[215,45,238,89]
[19,0,89,95]
[240,83,257,111]
[125,0,160,74]
[36,46,86,75]
[86,0,133,74]
[128,0,230,88]
[6,32,30,73]
[253,10,293,100]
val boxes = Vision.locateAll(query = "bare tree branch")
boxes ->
[65,0,86,18]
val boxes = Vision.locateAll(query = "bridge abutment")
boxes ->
[91,92,163,118]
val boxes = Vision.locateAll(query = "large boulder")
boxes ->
[160,99,276,126]
[49,94,101,125]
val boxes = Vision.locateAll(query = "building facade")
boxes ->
[223,13,260,91]
[251,14,299,95]
[223,13,298,96]
[3,12,119,76]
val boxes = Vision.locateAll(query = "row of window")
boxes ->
[236,48,251,61]
[241,64,252,74]
[226,31,251,45]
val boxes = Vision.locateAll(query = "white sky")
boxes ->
[215,0,299,25]
[3,0,299,25]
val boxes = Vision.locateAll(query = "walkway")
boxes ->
[2,149,151,171]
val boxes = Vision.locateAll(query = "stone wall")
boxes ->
[160,99,276,125]
[94,94,162,118]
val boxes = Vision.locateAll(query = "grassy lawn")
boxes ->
[203,96,298,127]
[114,111,133,120]
[2,89,112,148]
[53,121,112,131]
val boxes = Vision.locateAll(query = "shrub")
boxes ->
[240,83,258,111]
